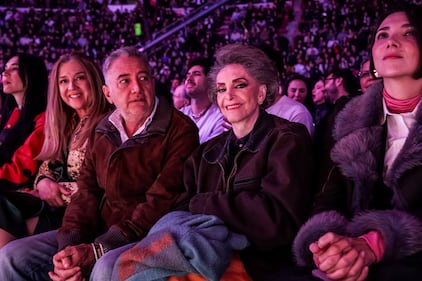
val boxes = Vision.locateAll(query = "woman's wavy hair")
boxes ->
[37,52,112,162]
[0,53,48,165]
[207,44,279,109]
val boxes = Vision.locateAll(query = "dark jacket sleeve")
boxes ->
[99,115,199,249]
[57,130,103,249]
[58,112,199,251]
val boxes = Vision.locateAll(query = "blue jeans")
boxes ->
[90,242,136,281]
[0,230,58,281]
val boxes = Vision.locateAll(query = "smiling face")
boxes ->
[372,11,420,79]
[58,59,92,118]
[103,55,155,124]
[216,64,266,138]
[1,56,25,96]
[287,79,308,104]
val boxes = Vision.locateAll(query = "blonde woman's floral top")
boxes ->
[34,117,88,204]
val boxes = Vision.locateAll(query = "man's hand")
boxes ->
[310,232,376,281]
[49,244,95,281]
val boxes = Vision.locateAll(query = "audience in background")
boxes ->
[266,89,314,137]
[313,68,360,200]
[358,59,379,94]
[172,84,190,109]
[311,78,331,125]
[3,0,417,93]
[181,57,226,143]
[285,74,310,104]
[284,74,314,115]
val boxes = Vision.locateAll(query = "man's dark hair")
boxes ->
[328,68,360,96]
[187,57,212,75]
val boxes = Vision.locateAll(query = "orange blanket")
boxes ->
[168,254,252,281]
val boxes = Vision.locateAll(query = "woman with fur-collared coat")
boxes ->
[294,4,422,281]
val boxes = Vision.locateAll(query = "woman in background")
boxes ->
[284,74,314,113]
[311,78,331,125]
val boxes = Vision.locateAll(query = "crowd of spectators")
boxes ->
[0,0,421,94]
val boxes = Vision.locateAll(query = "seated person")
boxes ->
[0,46,199,280]
[294,4,422,281]
[0,53,47,190]
[181,58,227,143]
[101,44,315,281]
[358,59,379,94]
[266,90,314,137]
[172,84,190,109]
[0,53,112,248]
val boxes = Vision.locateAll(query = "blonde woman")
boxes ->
[0,53,112,247]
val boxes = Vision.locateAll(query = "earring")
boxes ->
[373,69,380,78]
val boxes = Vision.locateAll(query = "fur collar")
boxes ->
[330,81,422,211]
[333,82,385,141]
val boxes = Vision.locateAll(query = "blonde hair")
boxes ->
[37,53,112,161]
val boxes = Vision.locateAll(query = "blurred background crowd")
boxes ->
[0,0,421,93]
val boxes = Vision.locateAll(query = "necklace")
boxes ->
[72,116,88,142]
[191,104,212,120]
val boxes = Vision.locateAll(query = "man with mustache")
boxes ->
[182,58,227,143]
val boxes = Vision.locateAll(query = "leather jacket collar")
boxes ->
[203,109,274,163]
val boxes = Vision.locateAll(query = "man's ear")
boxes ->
[102,85,114,104]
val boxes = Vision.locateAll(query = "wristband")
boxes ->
[91,242,105,260]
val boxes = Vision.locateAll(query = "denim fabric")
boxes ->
[0,230,57,281]
[90,242,136,281]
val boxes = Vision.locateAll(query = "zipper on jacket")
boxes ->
[224,147,246,192]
